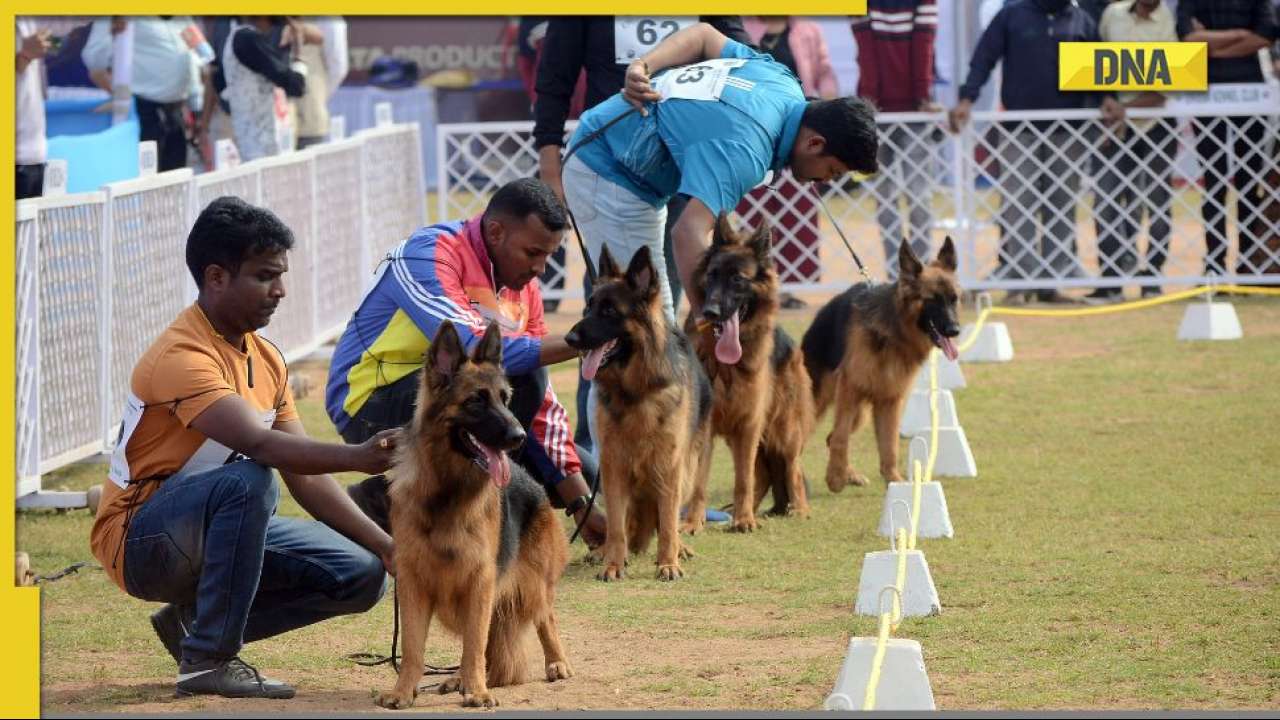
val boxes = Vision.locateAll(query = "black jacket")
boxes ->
[533,17,753,149]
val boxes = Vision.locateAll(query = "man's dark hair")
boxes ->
[186,196,295,288]
[801,97,880,175]
[483,177,569,232]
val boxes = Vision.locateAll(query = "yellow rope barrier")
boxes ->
[925,352,941,484]
[864,530,910,710]
[955,283,1277,352]
[862,598,896,710]
[909,459,924,550]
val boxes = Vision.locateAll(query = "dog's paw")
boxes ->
[849,472,870,487]
[596,563,625,582]
[656,563,684,581]
[787,503,811,519]
[677,542,695,560]
[579,547,604,565]
[678,518,705,535]
[546,660,574,681]
[437,675,463,694]
[728,516,760,533]
[881,470,904,484]
[374,688,416,709]
[825,469,848,493]
[462,690,498,708]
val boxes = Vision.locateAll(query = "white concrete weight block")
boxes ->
[900,390,960,438]
[959,321,1014,362]
[912,355,966,391]
[932,425,977,478]
[824,637,936,711]
[1178,301,1242,341]
[855,550,941,617]
[878,482,954,540]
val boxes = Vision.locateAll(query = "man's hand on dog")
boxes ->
[574,504,607,549]
[354,428,400,475]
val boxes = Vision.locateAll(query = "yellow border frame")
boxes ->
[4,6,868,716]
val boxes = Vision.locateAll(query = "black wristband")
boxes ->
[564,494,590,517]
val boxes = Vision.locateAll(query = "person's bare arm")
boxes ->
[1211,31,1271,58]
[539,335,580,366]
[622,23,730,113]
[16,29,50,73]
[671,197,717,313]
[274,418,396,575]
[188,394,397,476]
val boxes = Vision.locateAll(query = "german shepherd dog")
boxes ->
[683,215,816,532]
[565,246,712,582]
[375,321,572,710]
[802,238,961,492]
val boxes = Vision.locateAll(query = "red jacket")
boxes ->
[852,0,937,111]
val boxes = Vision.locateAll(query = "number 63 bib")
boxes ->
[652,58,750,103]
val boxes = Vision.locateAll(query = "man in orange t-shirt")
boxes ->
[89,196,398,700]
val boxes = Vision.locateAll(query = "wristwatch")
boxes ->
[564,494,590,517]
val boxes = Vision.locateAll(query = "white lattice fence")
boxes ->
[33,194,107,474]
[16,203,40,496]
[313,138,368,337]
[362,124,428,269]
[438,104,1280,297]
[257,154,319,359]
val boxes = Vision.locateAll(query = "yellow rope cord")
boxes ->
[862,605,895,710]
[909,459,924,550]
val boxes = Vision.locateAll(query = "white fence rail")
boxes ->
[438,102,1280,298]
[16,123,426,507]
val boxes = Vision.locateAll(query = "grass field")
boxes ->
[18,296,1280,712]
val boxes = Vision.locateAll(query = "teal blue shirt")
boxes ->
[568,39,808,216]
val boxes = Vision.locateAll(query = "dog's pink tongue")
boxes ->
[480,444,511,488]
[940,335,959,362]
[580,339,615,381]
[715,311,743,365]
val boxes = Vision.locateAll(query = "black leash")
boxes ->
[347,583,460,676]
[814,189,873,283]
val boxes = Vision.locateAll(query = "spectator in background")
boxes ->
[1089,0,1179,302]
[533,16,753,456]
[16,19,49,199]
[852,1,939,280]
[293,17,348,150]
[222,17,307,161]
[1177,0,1279,277]
[738,16,839,307]
[949,0,1121,305]
[82,17,205,173]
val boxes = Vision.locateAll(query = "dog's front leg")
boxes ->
[597,461,629,582]
[655,459,685,580]
[536,609,574,681]
[873,397,906,483]
[826,375,869,492]
[679,439,713,535]
[458,572,498,708]
[374,570,433,709]
[727,423,763,532]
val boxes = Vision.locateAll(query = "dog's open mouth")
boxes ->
[462,431,512,488]
[711,310,743,365]
[580,338,619,381]
[928,321,960,362]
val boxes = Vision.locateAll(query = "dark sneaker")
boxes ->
[1140,285,1162,299]
[1036,289,1083,305]
[1083,288,1123,305]
[150,604,194,666]
[176,657,296,699]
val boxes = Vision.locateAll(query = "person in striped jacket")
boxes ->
[325,178,606,547]
[852,0,939,279]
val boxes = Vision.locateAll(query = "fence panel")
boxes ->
[16,202,40,495]
[34,193,107,472]
[362,124,428,270]
[313,138,368,336]
[256,154,318,360]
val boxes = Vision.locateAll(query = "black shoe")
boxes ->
[176,657,296,699]
[150,603,195,666]
[1084,288,1123,304]
[1140,285,1162,299]
[1037,289,1083,305]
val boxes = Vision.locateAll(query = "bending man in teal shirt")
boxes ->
[562,22,880,321]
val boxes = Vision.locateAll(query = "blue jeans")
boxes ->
[122,460,387,665]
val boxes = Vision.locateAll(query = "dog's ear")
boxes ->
[624,246,657,298]
[933,236,957,273]
[473,320,503,368]
[712,213,736,247]
[596,245,621,281]
[748,223,774,266]
[427,321,467,388]
[898,239,923,281]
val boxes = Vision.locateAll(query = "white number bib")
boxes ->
[614,17,695,63]
[652,58,749,103]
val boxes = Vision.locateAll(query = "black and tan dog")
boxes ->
[802,238,961,491]
[683,216,815,532]
[375,321,572,710]
[566,246,712,582]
